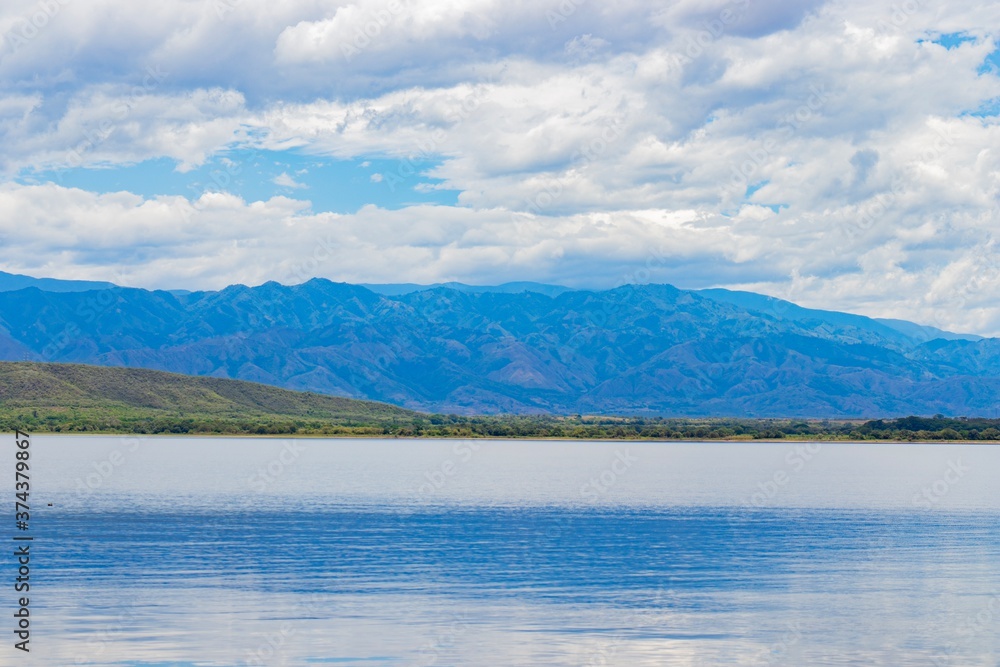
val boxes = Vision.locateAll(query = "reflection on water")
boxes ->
[13,437,1000,665]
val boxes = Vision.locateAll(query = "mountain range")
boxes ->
[0,270,118,293]
[1,274,998,417]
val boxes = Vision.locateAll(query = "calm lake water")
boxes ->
[9,436,1000,666]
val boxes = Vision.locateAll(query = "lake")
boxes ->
[11,436,1000,665]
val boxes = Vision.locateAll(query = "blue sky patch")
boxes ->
[19,150,459,213]
[920,33,1000,77]
[978,46,1000,75]
[964,97,1000,118]
[926,32,977,49]
[745,181,769,198]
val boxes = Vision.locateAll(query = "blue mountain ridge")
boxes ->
[0,270,118,293]
[0,275,995,417]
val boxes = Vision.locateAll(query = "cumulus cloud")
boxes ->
[1,0,1000,334]
[0,86,249,174]
[3,181,1000,336]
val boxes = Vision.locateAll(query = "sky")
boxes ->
[1,0,1000,334]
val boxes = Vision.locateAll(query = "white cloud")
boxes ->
[3,181,1000,336]
[0,86,249,174]
[272,172,307,189]
[1,0,1000,334]
[271,0,655,70]
[564,34,609,61]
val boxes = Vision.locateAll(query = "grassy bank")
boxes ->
[1,362,998,441]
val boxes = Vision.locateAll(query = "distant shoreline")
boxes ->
[9,431,998,444]
[4,362,999,443]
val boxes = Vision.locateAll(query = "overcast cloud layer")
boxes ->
[2,0,1000,334]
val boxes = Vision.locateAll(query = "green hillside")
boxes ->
[2,362,999,440]
[0,362,417,435]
